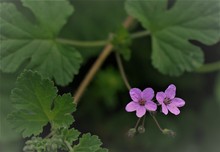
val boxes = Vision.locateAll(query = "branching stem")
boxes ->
[56,38,108,47]
[74,16,135,104]
[57,30,150,48]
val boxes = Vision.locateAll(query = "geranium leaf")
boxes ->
[73,133,108,152]
[8,70,76,137]
[0,0,82,85]
[125,0,220,75]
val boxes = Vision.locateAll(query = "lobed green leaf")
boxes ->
[126,0,220,76]
[0,0,82,85]
[74,133,108,152]
[8,70,76,137]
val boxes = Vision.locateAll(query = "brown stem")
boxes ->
[73,16,134,104]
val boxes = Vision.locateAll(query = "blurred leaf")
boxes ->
[73,133,108,152]
[0,72,20,141]
[199,97,220,152]
[215,73,220,104]
[0,72,23,151]
[125,0,220,76]
[0,0,82,85]
[91,67,125,108]
[8,70,76,137]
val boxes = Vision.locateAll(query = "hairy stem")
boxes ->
[56,38,108,47]
[57,30,149,47]
[134,118,141,129]
[64,140,74,152]
[142,115,146,126]
[115,53,131,90]
[74,16,135,104]
[196,61,220,73]
[150,113,164,133]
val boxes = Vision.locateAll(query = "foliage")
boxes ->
[8,70,107,152]
[8,70,75,137]
[0,0,219,151]
[125,0,220,76]
[0,0,82,86]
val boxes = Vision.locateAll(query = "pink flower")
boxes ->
[156,84,185,115]
[125,88,157,118]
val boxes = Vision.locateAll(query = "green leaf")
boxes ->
[60,128,80,144]
[0,0,82,85]
[112,27,132,61]
[125,0,220,76]
[8,70,76,137]
[73,133,107,152]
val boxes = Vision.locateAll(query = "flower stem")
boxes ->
[134,118,141,129]
[115,52,131,90]
[142,115,146,126]
[196,61,220,73]
[74,16,135,104]
[150,113,164,133]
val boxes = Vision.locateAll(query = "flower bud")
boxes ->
[137,126,145,134]
[127,128,136,137]
[163,128,176,137]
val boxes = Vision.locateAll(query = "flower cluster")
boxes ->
[125,84,185,118]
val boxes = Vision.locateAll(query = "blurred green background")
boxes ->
[0,0,220,152]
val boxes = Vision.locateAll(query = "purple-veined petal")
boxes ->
[145,101,157,111]
[162,104,168,115]
[165,84,176,99]
[142,88,154,101]
[125,101,139,112]
[129,88,142,102]
[171,98,185,107]
[167,103,180,115]
[156,92,166,104]
[136,106,146,118]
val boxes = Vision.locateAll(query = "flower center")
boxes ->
[164,97,171,105]
[139,99,146,106]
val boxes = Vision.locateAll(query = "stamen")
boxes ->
[164,97,171,105]
[139,99,146,106]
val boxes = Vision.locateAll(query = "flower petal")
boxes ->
[172,98,185,107]
[129,88,142,102]
[156,92,166,104]
[142,88,154,100]
[145,101,157,111]
[165,84,176,99]
[136,106,146,118]
[167,103,180,115]
[162,103,168,115]
[125,101,139,112]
